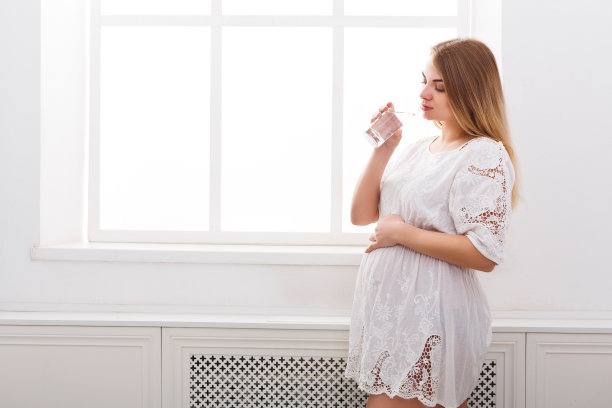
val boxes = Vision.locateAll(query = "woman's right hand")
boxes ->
[371,101,402,151]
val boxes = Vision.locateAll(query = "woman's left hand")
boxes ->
[365,214,406,253]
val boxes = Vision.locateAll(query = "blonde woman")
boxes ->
[344,38,521,408]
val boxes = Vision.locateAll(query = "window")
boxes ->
[88,0,470,246]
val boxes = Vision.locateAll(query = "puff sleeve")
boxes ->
[449,140,515,265]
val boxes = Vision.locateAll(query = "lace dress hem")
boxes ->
[343,371,439,407]
[345,329,443,407]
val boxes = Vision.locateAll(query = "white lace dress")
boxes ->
[344,134,515,408]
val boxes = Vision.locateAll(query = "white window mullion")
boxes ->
[100,15,211,26]
[331,1,344,234]
[458,0,472,37]
[342,15,458,28]
[97,15,459,28]
[88,0,102,241]
[209,0,222,232]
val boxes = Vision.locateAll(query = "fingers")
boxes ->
[372,109,387,122]
[365,241,379,253]
[365,235,378,252]
[371,101,394,123]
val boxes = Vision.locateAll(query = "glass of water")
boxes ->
[364,108,419,148]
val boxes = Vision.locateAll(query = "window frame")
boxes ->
[87,0,472,246]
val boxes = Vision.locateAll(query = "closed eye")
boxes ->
[421,80,444,92]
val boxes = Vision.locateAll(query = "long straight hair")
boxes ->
[431,38,523,209]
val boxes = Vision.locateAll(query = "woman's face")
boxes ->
[419,55,454,123]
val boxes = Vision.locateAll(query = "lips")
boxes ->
[422,105,433,110]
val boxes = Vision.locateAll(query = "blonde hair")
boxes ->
[430,38,523,210]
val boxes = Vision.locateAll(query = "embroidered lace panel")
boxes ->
[346,325,442,407]
[451,141,513,264]
[460,152,509,247]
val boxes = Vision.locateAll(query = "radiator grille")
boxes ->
[468,360,497,407]
[189,355,496,408]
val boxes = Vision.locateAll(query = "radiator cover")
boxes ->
[189,354,496,407]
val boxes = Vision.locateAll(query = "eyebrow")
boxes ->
[422,71,443,82]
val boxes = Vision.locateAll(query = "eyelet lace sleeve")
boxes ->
[449,140,515,266]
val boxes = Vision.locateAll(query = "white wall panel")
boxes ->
[0,325,161,408]
[527,333,612,408]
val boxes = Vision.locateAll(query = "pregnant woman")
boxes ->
[344,38,521,408]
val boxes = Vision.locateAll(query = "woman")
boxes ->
[344,38,522,408]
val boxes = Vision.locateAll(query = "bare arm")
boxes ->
[350,146,395,225]
[387,221,496,272]
[350,102,402,226]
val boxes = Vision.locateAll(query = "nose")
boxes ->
[419,87,432,102]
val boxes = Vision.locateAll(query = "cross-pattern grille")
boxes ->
[468,360,497,407]
[189,355,496,408]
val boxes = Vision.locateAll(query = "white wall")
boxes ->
[481,0,612,310]
[1,0,611,314]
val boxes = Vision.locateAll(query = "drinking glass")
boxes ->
[363,107,420,148]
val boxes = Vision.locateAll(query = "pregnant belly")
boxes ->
[361,244,484,302]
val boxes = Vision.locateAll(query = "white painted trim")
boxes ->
[330,0,344,235]
[457,0,471,37]
[88,0,101,242]
[209,0,222,233]
[88,229,372,245]
[2,311,612,332]
[30,241,366,265]
[487,332,526,408]
[98,15,460,27]
[0,304,354,316]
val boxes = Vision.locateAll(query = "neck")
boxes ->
[440,120,468,144]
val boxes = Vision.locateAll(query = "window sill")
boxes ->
[30,242,366,266]
[1,310,612,332]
